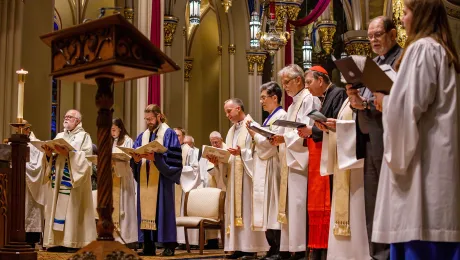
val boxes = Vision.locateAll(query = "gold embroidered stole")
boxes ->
[176,144,191,217]
[225,115,252,232]
[278,89,309,224]
[139,123,168,230]
[112,168,121,231]
[333,99,352,236]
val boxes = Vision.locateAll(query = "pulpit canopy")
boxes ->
[40,14,180,85]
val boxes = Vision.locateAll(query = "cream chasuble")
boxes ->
[278,89,321,253]
[320,99,369,260]
[252,108,286,231]
[223,114,269,252]
[41,123,96,248]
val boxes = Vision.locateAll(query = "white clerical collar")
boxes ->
[292,89,306,103]
[235,119,244,130]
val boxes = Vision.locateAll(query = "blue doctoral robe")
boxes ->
[131,127,182,243]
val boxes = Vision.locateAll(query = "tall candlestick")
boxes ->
[16,69,28,122]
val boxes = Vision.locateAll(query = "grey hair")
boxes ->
[67,109,82,120]
[340,55,366,83]
[277,64,305,84]
[224,98,245,112]
[185,135,195,143]
[209,131,222,139]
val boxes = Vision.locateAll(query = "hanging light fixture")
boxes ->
[189,0,201,25]
[340,51,348,59]
[302,35,312,69]
[250,11,261,49]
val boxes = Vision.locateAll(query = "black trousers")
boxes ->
[364,142,390,260]
[143,230,177,253]
[266,229,281,256]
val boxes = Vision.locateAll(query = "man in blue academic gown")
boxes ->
[131,104,183,256]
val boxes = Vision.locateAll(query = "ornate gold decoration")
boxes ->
[184,58,194,81]
[222,0,232,12]
[317,22,337,55]
[229,44,236,54]
[0,172,7,218]
[392,0,407,47]
[246,52,267,74]
[275,4,289,31]
[258,16,290,56]
[124,7,134,22]
[286,5,301,21]
[344,41,372,57]
[217,46,223,56]
[164,16,179,46]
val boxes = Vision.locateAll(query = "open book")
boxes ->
[308,109,336,132]
[117,140,167,156]
[202,145,230,164]
[334,56,395,93]
[31,138,76,153]
[272,119,306,128]
[248,122,276,138]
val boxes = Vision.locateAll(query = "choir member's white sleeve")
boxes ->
[336,120,364,170]
[240,133,254,178]
[26,144,46,205]
[68,151,92,188]
[382,41,438,175]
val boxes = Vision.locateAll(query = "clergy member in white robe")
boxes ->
[41,110,96,250]
[111,118,138,244]
[269,65,320,259]
[21,122,46,249]
[246,82,286,260]
[319,97,369,260]
[208,98,269,259]
[372,30,460,258]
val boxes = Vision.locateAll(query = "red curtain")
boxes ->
[288,0,331,27]
[148,0,161,105]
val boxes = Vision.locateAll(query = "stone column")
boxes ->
[229,44,236,97]
[246,51,267,123]
[164,16,179,125]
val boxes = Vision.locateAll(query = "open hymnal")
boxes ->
[272,119,306,128]
[202,145,231,164]
[308,109,336,132]
[248,122,276,138]
[334,56,395,93]
[117,140,167,155]
[31,138,76,153]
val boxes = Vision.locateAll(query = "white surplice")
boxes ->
[177,144,201,245]
[207,143,228,191]
[112,136,138,244]
[41,123,96,248]
[279,89,320,252]
[25,132,46,233]
[320,99,369,260]
[373,37,460,243]
[252,108,287,231]
[211,115,269,252]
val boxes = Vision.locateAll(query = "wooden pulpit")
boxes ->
[38,14,179,259]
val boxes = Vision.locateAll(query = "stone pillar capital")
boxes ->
[246,51,268,75]
[164,16,179,46]
[184,57,194,81]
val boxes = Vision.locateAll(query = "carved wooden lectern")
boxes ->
[39,14,178,259]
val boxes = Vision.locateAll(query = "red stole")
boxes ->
[306,138,331,249]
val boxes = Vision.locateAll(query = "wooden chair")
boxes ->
[176,187,226,255]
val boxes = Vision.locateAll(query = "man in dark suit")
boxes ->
[346,16,402,260]
[298,66,347,260]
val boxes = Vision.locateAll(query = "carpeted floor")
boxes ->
[38,249,227,260]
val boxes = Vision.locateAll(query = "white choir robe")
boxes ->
[41,123,96,248]
[210,116,269,252]
[177,144,201,245]
[112,137,138,244]
[25,132,46,233]
[373,38,460,244]
[320,100,369,260]
[279,89,321,252]
[252,108,286,231]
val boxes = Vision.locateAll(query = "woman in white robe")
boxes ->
[111,118,138,244]
[373,0,460,258]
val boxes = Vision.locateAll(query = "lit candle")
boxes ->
[16,69,28,121]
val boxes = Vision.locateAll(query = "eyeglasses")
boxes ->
[260,95,274,101]
[144,117,156,122]
[282,77,296,86]
[64,115,77,120]
[367,31,387,40]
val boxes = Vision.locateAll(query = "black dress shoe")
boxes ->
[265,254,282,260]
[226,251,256,259]
[287,252,305,260]
[138,250,156,256]
[160,248,175,256]
[47,246,68,252]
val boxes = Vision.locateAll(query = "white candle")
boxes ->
[16,69,28,120]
